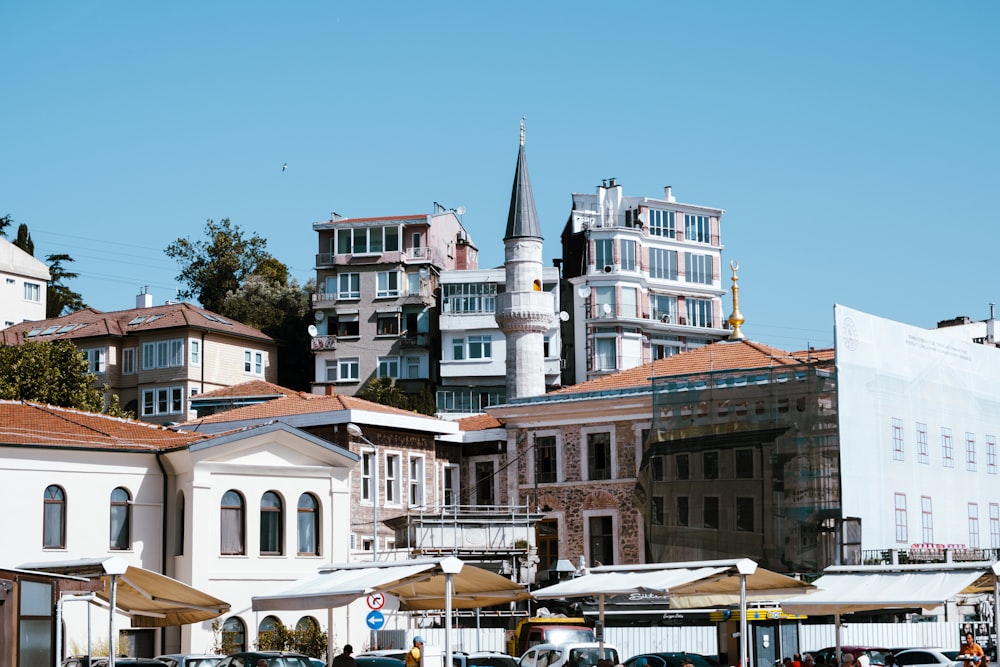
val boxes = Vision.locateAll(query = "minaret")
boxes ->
[727,260,746,341]
[495,119,553,399]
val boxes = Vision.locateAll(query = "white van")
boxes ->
[518,643,620,667]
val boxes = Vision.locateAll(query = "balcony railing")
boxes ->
[310,335,337,351]
[861,546,1000,565]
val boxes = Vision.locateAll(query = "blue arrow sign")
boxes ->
[366,610,386,630]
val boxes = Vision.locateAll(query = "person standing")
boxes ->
[962,632,985,667]
[333,644,357,667]
[406,636,425,667]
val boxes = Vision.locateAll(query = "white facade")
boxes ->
[0,237,50,328]
[835,304,1000,551]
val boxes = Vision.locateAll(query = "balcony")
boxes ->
[310,335,337,351]
[400,333,430,348]
[402,247,436,264]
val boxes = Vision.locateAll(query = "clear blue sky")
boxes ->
[3,1,997,351]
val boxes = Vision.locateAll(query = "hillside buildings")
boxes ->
[0,236,50,327]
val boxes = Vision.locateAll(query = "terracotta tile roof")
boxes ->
[181,390,423,426]
[551,340,835,396]
[192,380,297,400]
[456,413,503,431]
[0,302,272,345]
[0,401,209,450]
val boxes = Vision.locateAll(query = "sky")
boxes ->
[2,1,997,352]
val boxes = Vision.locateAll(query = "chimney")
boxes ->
[664,186,675,203]
[136,286,153,309]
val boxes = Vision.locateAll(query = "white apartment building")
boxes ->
[0,236,50,328]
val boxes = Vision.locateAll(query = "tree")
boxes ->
[357,376,436,415]
[14,223,33,255]
[165,218,273,313]
[46,253,87,317]
[0,214,11,238]
[0,338,111,412]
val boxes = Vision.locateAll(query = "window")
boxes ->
[141,386,184,416]
[336,226,399,255]
[621,287,638,318]
[337,315,360,337]
[443,282,497,313]
[593,239,613,271]
[684,253,713,284]
[588,515,614,566]
[651,294,677,322]
[361,451,374,502]
[442,464,459,507]
[409,456,425,507]
[587,432,612,480]
[190,340,200,366]
[894,493,907,543]
[686,298,714,327]
[651,497,665,525]
[968,502,980,548]
[917,422,929,464]
[24,281,41,302]
[221,617,246,653]
[260,491,283,555]
[385,454,400,504]
[988,435,997,474]
[43,485,66,549]
[468,335,492,359]
[735,449,754,478]
[735,497,754,532]
[594,286,615,317]
[677,496,689,527]
[703,496,719,529]
[648,209,675,238]
[337,273,360,299]
[377,356,399,378]
[337,358,359,382]
[594,336,617,371]
[684,214,711,243]
[966,433,977,471]
[81,348,106,373]
[649,248,678,280]
[244,350,264,376]
[452,338,465,361]
[889,418,904,460]
[221,490,246,555]
[258,616,282,648]
[620,240,636,271]
[376,271,399,297]
[942,427,954,467]
[703,451,719,480]
[110,487,131,550]
[474,461,496,506]
[675,454,689,480]
[921,496,934,543]
[990,503,1000,549]
[535,435,557,484]
[651,455,664,481]
[403,355,421,379]
[142,339,184,370]
[376,313,400,336]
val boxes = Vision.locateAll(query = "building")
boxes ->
[0,400,356,658]
[310,208,478,399]
[0,289,277,424]
[559,181,730,385]
[0,236,50,328]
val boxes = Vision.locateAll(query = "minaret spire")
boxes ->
[727,260,746,341]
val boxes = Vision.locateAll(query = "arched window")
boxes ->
[260,491,283,555]
[296,616,319,634]
[43,485,66,549]
[221,616,246,653]
[297,493,320,556]
[258,615,284,649]
[174,491,185,556]
[221,490,246,555]
[110,487,131,550]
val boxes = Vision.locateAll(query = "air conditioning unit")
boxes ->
[660,314,672,323]
[603,265,613,273]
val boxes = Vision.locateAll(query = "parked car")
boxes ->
[453,651,518,667]
[892,649,962,667]
[63,660,169,667]
[216,652,316,667]
[356,658,404,667]
[155,656,222,667]
[357,652,407,663]
[806,648,893,667]
[519,642,620,667]
[624,653,719,667]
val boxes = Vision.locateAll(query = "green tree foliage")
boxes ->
[46,253,87,318]
[254,617,327,661]
[14,223,34,255]
[358,376,436,415]
[165,218,272,313]
[0,338,106,411]
[0,214,11,237]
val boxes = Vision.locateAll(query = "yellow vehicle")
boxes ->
[507,618,595,657]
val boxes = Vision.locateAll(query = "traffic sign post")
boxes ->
[367,592,385,610]
[366,610,386,631]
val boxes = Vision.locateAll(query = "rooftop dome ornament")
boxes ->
[727,260,746,341]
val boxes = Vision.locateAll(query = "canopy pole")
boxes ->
[445,572,454,667]
[108,574,118,667]
[598,594,606,657]
[739,574,748,667]
[834,613,842,667]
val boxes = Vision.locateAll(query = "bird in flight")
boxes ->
[282,163,288,172]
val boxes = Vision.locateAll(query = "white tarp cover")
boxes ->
[531,559,813,609]
[780,567,991,616]
[252,557,529,612]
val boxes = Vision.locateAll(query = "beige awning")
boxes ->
[18,557,230,627]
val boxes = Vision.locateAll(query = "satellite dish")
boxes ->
[314,310,325,321]
[456,206,466,215]
[307,324,318,337]
[419,267,430,279]
[602,303,612,315]
[577,285,591,298]
[559,311,570,322]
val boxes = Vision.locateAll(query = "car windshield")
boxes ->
[941,652,960,661]
[187,661,221,667]
[568,649,618,667]
[546,630,595,646]
[469,659,516,667]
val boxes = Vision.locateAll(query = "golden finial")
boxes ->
[520,116,525,146]
[727,260,746,341]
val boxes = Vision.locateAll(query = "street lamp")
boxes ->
[346,423,378,561]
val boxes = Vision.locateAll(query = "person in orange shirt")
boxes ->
[961,632,985,667]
